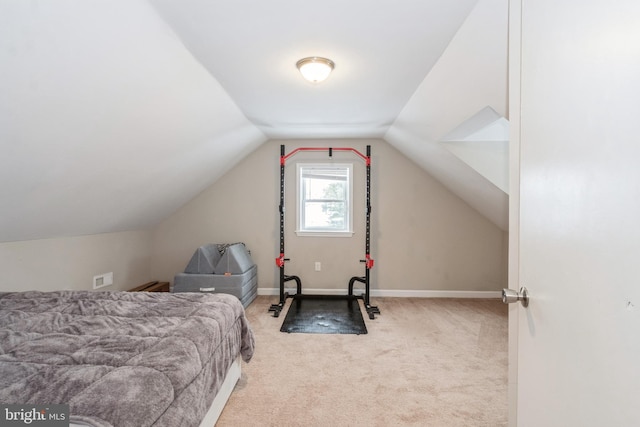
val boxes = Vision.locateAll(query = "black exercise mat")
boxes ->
[280,295,367,334]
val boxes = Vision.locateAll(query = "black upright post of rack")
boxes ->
[348,145,380,319]
[269,145,301,317]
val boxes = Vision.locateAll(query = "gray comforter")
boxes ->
[0,290,255,427]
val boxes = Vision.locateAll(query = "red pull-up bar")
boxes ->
[280,147,370,165]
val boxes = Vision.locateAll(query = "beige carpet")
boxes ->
[217,296,508,427]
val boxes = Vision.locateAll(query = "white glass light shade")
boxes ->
[296,57,335,83]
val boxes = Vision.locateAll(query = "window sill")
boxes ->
[295,230,354,238]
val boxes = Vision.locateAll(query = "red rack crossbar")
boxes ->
[280,147,370,165]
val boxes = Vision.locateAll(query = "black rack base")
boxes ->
[268,295,288,318]
[269,291,380,320]
[362,302,381,320]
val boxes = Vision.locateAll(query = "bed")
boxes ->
[0,290,255,427]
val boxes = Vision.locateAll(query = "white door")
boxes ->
[511,0,640,425]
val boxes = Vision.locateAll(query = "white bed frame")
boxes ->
[69,357,241,427]
[198,356,241,427]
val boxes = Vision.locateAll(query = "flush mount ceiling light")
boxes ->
[296,57,335,83]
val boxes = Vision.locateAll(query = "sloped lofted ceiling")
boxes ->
[0,0,508,243]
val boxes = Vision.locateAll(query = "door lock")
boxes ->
[502,287,529,307]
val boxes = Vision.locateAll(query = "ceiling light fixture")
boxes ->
[296,57,335,83]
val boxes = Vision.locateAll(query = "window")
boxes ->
[297,163,353,236]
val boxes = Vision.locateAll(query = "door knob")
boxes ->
[502,287,529,307]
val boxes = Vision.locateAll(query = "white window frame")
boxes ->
[296,163,354,237]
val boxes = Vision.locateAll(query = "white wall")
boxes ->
[151,139,506,294]
[0,0,265,243]
[385,0,509,230]
[0,230,152,292]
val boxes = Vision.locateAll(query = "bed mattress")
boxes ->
[0,290,255,427]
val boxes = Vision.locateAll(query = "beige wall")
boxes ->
[151,139,506,293]
[0,230,153,292]
[0,139,505,294]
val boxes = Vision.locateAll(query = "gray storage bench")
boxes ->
[172,243,258,308]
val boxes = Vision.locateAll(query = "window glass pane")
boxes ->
[304,201,346,229]
[303,177,345,200]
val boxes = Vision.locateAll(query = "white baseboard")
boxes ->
[258,287,501,299]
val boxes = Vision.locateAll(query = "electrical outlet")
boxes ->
[315,262,321,271]
[93,272,113,289]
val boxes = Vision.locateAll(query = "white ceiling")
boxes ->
[0,0,508,242]
[150,0,478,139]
